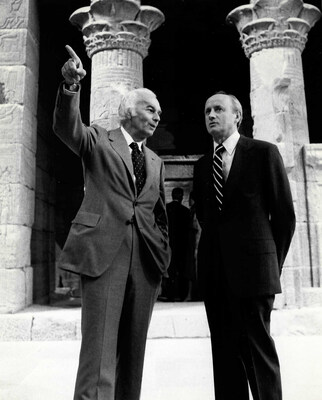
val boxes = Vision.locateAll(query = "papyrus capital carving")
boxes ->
[70,0,165,59]
[227,0,321,57]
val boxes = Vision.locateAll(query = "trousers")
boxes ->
[73,223,161,400]
[205,272,282,400]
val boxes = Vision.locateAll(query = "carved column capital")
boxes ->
[70,0,164,59]
[227,0,321,58]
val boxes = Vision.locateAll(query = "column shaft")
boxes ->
[227,0,322,307]
[91,49,143,129]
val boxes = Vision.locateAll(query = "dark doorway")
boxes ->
[39,0,322,157]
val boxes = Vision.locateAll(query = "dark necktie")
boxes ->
[130,142,146,194]
[213,144,225,211]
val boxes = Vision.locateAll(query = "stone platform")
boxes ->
[1,301,322,341]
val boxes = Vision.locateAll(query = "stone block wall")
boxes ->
[0,0,39,313]
[163,155,200,207]
[31,106,56,304]
[303,144,322,286]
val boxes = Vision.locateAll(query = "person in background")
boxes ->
[185,190,202,301]
[53,45,170,400]
[193,91,296,400]
[163,187,190,301]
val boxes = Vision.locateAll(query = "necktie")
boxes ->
[130,142,146,194]
[213,144,225,211]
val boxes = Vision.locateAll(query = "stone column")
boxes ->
[302,144,322,306]
[70,0,165,130]
[227,0,321,307]
[0,0,39,312]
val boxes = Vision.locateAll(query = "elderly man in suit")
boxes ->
[53,46,170,400]
[193,91,296,400]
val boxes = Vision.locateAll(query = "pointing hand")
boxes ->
[61,45,87,85]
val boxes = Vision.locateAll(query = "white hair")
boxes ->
[118,88,158,122]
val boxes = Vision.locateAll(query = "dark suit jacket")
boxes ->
[166,201,190,255]
[53,84,170,277]
[193,135,296,297]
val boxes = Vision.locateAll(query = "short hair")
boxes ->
[118,88,158,122]
[212,91,243,128]
[171,187,184,200]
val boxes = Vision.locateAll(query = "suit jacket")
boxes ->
[166,201,190,253]
[53,84,171,277]
[193,135,296,297]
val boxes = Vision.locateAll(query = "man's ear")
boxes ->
[125,108,132,120]
[235,111,241,126]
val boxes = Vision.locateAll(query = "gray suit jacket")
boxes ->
[53,84,171,277]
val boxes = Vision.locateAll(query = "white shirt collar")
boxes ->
[120,126,144,151]
[214,130,240,155]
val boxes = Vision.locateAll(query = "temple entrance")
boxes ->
[34,0,322,305]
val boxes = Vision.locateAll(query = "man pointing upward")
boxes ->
[53,45,170,400]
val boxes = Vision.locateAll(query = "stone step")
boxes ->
[302,287,322,307]
[0,301,322,341]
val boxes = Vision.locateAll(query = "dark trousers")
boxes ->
[204,275,282,400]
[73,224,161,400]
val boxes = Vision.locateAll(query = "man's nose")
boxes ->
[153,112,160,122]
[209,109,216,118]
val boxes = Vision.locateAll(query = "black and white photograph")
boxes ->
[0,1,322,399]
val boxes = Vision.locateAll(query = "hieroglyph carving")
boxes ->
[0,31,20,52]
[0,0,24,30]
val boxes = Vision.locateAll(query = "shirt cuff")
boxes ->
[63,82,80,93]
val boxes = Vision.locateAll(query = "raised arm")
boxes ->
[62,45,86,90]
[53,45,98,157]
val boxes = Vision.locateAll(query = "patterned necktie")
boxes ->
[130,142,146,195]
[213,144,225,211]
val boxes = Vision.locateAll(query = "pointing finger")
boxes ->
[65,45,80,67]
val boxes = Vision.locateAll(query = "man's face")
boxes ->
[130,94,161,141]
[204,94,239,143]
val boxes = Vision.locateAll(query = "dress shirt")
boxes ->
[120,126,144,184]
[213,131,240,182]
[120,126,144,152]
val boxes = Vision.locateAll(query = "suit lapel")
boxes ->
[108,128,135,189]
[223,135,251,202]
[108,129,157,197]
[140,145,157,196]
[202,151,216,202]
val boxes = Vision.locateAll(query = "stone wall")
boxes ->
[0,0,39,313]
[163,155,200,207]
[31,103,56,304]
[302,144,322,305]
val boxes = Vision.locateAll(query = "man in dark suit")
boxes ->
[164,187,190,301]
[193,91,296,400]
[53,45,170,400]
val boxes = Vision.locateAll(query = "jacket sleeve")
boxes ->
[52,82,99,158]
[153,161,169,240]
[267,144,296,270]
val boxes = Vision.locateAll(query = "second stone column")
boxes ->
[227,0,321,307]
